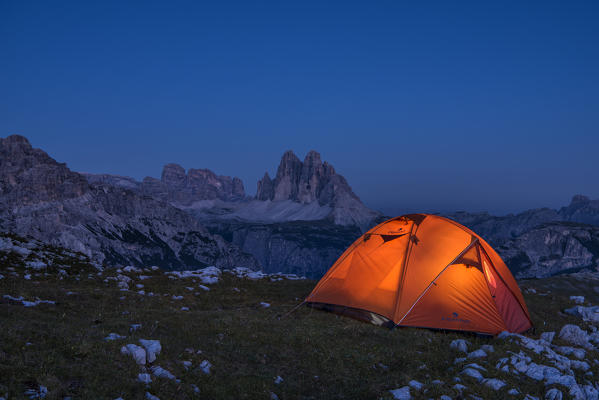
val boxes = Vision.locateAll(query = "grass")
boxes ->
[2,244,599,399]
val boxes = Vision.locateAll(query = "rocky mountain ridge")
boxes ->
[255,150,379,229]
[3,134,599,279]
[448,198,599,279]
[0,135,257,270]
[85,150,381,230]
[83,149,382,278]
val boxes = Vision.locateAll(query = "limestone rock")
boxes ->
[255,150,380,230]
[0,135,258,270]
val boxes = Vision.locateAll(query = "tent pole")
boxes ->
[394,238,479,328]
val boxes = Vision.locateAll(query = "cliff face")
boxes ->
[255,150,379,229]
[0,135,89,205]
[204,219,362,278]
[30,131,599,279]
[80,149,380,277]
[497,222,599,279]
[0,135,257,270]
[447,196,599,278]
[141,163,245,205]
[559,195,599,226]
[256,150,352,205]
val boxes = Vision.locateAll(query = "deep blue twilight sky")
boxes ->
[1,1,598,216]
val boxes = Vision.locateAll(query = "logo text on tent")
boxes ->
[441,312,471,324]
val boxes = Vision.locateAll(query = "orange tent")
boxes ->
[306,214,532,335]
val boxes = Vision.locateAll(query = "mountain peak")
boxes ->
[571,194,590,204]
[303,150,321,164]
[0,135,89,204]
[161,163,187,186]
[255,150,379,229]
[142,163,245,204]
[2,134,32,148]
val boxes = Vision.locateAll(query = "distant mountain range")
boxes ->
[0,135,257,270]
[1,134,598,279]
[447,197,599,278]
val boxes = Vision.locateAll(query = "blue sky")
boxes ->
[1,0,598,215]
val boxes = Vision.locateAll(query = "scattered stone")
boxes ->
[274,376,283,384]
[570,360,590,371]
[3,294,55,307]
[181,307,189,311]
[24,385,48,399]
[545,388,563,400]
[145,393,160,400]
[464,363,486,371]
[555,346,585,359]
[182,360,192,370]
[408,380,423,390]
[139,339,161,363]
[121,344,146,365]
[480,344,494,353]
[389,386,411,400]
[450,339,469,353]
[569,296,585,304]
[130,324,142,332]
[558,324,593,349]
[564,306,599,323]
[260,302,271,308]
[461,367,484,381]
[105,333,125,341]
[453,384,466,391]
[150,366,176,380]
[167,267,221,284]
[540,332,556,343]
[138,373,152,384]
[467,349,487,358]
[482,378,506,390]
[508,388,520,395]
[200,360,212,374]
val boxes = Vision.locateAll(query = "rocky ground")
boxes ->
[3,234,599,399]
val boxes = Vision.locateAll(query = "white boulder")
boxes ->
[150,366,176,380]
[120,344,146,365]
[559,325,593,349]
[139,339,161,363]
[389,386,411,400]
[545,388,563,400]
[450,339,469,353]
[200,360,212,374]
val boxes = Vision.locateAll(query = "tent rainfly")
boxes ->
[306,214,533,335]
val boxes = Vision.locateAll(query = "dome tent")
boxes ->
[306,214,532,335]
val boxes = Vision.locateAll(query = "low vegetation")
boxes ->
[1,234,599,399]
